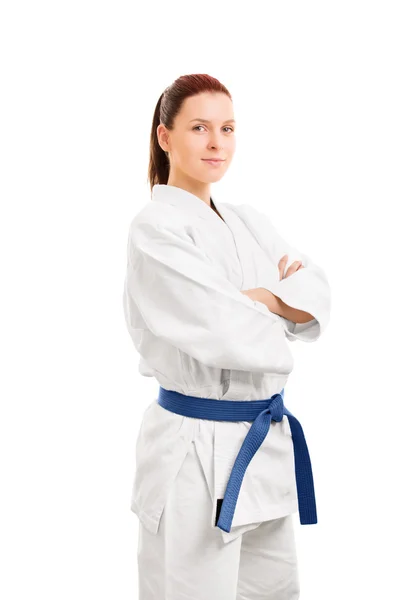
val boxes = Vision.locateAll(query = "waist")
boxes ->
[157,385,288,422]
[157,385,317,529]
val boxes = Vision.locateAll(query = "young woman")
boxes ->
[123,73,331,599]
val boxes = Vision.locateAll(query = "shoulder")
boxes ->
[128,201,187,239]
[126,201,193,252]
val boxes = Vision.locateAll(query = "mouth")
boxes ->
[201,159,226,166]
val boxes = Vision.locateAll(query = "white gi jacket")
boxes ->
[123,184,331,543]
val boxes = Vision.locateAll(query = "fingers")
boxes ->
[279,255,304,279]
[278,255,288,280]
[285,260,303,277]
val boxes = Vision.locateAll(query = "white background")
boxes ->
[1,1,399,598]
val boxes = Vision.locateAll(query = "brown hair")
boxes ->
[148,74,232,191]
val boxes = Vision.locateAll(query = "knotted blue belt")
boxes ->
[157,385,317,532]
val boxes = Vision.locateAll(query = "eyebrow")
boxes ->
[189,118,236,124]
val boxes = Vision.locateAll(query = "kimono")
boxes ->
[122,183,331,545]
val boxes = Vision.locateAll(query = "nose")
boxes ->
[208,134,224,151]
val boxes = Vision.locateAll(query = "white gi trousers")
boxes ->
[136,439,301,599]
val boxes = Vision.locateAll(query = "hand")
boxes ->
[240,288,264,302]
[278,255,304,281]
[240,287,277,310]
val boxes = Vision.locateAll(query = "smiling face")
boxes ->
[157,91,236,186]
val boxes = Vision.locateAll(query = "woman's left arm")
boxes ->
[241,287,315,323]
[233,203,332,343]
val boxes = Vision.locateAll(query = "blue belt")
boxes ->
[157,386,317,532]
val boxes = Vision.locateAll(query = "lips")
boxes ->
[202,159,225,167]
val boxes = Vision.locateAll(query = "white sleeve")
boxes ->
[233,204,331,343]
[278,316,320,343]
[123,217,292,373]
[268,239,331,343]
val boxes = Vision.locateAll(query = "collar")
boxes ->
[151,183,228,224]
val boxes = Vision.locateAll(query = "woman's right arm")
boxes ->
[123,216,292,374]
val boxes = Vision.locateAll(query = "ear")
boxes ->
[157,123,170,153]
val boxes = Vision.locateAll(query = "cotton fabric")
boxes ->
[123,183,331,544]
[137,436,301,599]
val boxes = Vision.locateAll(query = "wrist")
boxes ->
[270,293,285,317]
[259,287,284,316]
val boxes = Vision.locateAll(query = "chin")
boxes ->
[199,169,227,184]
[196,174,224,185]
[185,163,228,184]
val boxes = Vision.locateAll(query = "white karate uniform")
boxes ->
[123,184,331,596]
[137,438,301,599]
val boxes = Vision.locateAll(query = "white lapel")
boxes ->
[151,184,229,227]
[226,203,276,263]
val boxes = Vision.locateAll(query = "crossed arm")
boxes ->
[125,211,330,369]
[241,286,315,324]
[241,255,316,324]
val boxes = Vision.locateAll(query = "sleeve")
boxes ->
[234,204,331,343]
[278,316,320,343]
[123,217,293,373]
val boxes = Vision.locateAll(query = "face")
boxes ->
[157,92,236,184]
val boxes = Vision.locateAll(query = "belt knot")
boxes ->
[267,392,284,422]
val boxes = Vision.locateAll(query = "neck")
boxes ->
[167,174,212,207]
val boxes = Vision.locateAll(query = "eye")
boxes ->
[192,125,235,132]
